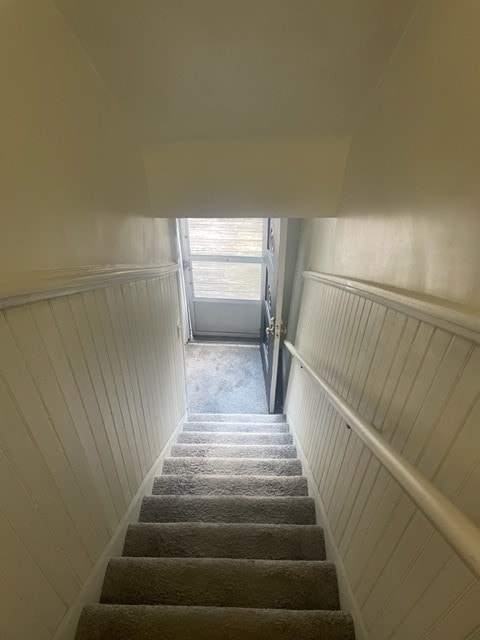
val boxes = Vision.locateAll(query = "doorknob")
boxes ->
[265,316,275,336]
[266,317,288,337]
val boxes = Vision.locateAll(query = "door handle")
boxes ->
[266,317,287,337]
[265,316,275,336]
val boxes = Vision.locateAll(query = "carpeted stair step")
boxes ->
[152,474,308,496]
[139,495,316,524]
[183,421,289,433]
[100,557,340,610]
[123,522,325,560]
[189,413,287,423]
[162,456,302,476]
[77,604,355,640]
[177,431,293,445]
[170,443,297,459]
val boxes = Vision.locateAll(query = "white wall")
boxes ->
[287,276,480,640]
[0,274,187,640]
[287,3,480,638]
[0,0,173,273]
[145,136,349,218]
[306,0,480,311]
[0,5,187,639]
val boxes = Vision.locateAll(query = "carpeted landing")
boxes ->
[185,344,269,414]
[76,414,355,639]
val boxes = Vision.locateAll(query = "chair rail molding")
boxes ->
[0,262,180,309]
[303,271,480,345]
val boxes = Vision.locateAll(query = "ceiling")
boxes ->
[53,0,420,148]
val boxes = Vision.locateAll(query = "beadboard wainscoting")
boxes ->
[286,272,480,640]
[0,269,187,640]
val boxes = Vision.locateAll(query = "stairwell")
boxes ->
[76,413,355,639]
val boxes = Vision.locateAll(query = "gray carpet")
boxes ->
[152,474,308,496]
[177,431,293,444]
[78,605,355,640]
[76,414,355,640]
[183,420,288,432]
[138,495,316,525]
[123,522,324,560]
[162,456,302,476]
[185,343,268,413]
[170,443,298,458]
[100,556,339,609]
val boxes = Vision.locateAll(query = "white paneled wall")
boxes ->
[0,273,186,640]
[286,276,480,640]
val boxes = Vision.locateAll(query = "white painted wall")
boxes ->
[0,0,174,273]
[287,4,480,638]
[0,274,187,640]
[287,276,480,640]
[0,5,187,639]
[305,0,480,311]
[145,137,349,218]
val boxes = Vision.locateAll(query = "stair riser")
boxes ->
[189,413,287,423]
[101,558,340,610]
[183,422,289,433]
[77,605,355,640]
[177,432,294,445]
[139,495,316,525]
[162,457,302,476]
[170,444,297,459]
[123,523,325,560]
[152,475,308,496]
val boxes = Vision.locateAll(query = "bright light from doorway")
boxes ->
[186,218,264,300]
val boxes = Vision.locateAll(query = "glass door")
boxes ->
[179,218,265,340]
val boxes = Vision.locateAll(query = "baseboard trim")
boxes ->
[287,411,369,640]
[52,412,187,640]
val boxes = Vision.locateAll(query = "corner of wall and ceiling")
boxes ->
[333,0,425,222]
[49,0,153,213]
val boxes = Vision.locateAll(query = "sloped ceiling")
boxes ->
[52,1,420,217]
[53,0,419,147]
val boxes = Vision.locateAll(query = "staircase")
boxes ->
[76,413,355,639]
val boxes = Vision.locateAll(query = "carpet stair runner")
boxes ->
[76,413,355,639]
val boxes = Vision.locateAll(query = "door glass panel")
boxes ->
[187,218,263,257]
[191,261,262,300]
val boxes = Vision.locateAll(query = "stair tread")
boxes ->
[101,557,339,610]
[183,422,289,433]
[123,522,325,560]
[77,604,355,640]
[162,456,302,476]
[178,431,293,444]
[188,413,287,422]
[140,494,316,525]
[153,474,308,496]
[75,411,353,639]
[171,444,297,458]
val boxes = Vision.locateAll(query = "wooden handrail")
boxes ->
[285,339,480,579]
